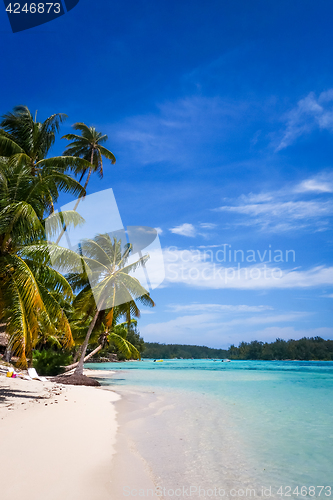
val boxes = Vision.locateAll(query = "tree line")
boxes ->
[143,337,333,361]
[143,343,228,359]
[228,337,333,360]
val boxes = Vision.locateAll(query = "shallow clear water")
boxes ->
[87,359,333,493]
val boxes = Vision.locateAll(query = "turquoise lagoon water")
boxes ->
[86,359,333,493]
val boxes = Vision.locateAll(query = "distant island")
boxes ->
[143,343,229,359]
[143,337,333,361]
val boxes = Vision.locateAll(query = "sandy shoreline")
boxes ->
[0,369,158,500]
[0,367,258,500]
[108,384,261,499]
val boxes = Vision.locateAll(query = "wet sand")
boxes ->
[107,383,261,499]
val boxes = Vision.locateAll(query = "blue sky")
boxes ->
[1,0,333,347]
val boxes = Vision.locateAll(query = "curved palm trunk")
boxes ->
[72,165,92,210]
[64,344,102,372]
[73,287,113,375]
[55,147,94,245]
[27,331,33,368]
[73,344,83,363]
[74,307,100,375]
[4,345,12,363]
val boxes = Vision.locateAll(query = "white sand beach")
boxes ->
[0,370,159,500]
[0,366,266,500]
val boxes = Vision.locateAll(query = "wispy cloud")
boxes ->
[238,192,274,203]
[217,200,332,218]
[169,222,217,238]
[277,90,333,150]
[111,95,248,168]
[163,247,333,290]
[197,244,227,249]
[199,222,217,229]
[216,200,333,231]
[167,303,273,313]
[170,223,196,237]
[294,171,333,194]
[214,171,333,232]
[141,312,324,347]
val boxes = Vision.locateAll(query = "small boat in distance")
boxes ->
[153,359,164,362]
[221,359,231,362]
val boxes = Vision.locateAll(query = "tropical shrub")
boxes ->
[33,349,73,376]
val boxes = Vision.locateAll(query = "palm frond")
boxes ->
[108,332,140,360]
[0,131,25,156]
[98,145,116,164]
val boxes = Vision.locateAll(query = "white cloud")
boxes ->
[155,227,163,235]
[277,90,333,150]
[217,200,332,218]
[225,312,307,326]
[141,312,326,347]
[199,222,217,229]
[239,192,274,203]
[163,247,333,290]
[141,313,221,344]
[167,303,273,313]
[214,171,333,232]
[297,179,332,193]
[294,171,333,194]
[170,223,196,237]
[197,244,227,249]
[169,222,217,238]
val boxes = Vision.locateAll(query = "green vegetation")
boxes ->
[67,235,155,375]
[143,343,228,359]
[32,349,73,376]
[143,337,333,361]
[0,105,153,373]
[227,337,333,361]
[87,320,145,361]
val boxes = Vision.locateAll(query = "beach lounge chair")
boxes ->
[27,368,47,382]
[18,373,32,380]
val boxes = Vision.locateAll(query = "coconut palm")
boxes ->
[0,107,93,359]
[0,106,92,215]
[0,159,80,367]
[66,309,143,370]
[53,123,117,246]
[66,234,154,375]
[62,123,116,209]
[0,105,66,165]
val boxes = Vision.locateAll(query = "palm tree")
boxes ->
[0,158,78,367]
[0,105,93,216]
[0,105,66,168]
[66,309,143,370]
[53,123,117,246]
[0,107,122,371]
[62,123,116,210]
[66,234,154,375]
